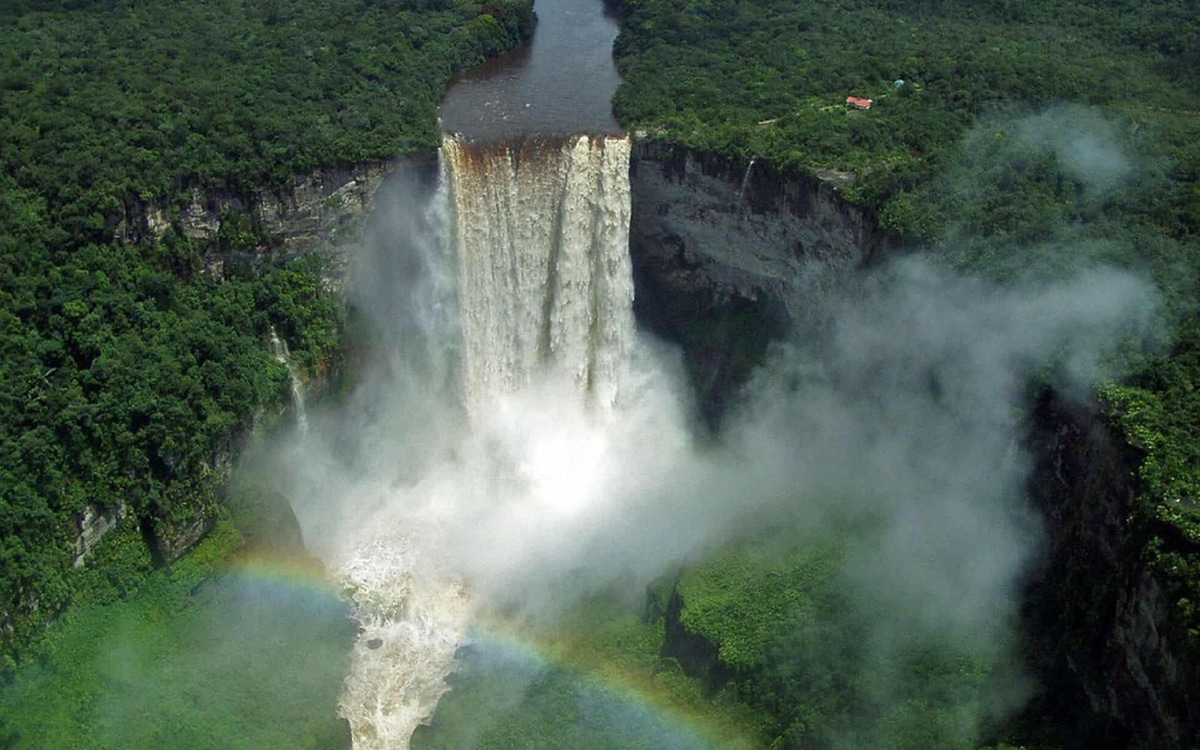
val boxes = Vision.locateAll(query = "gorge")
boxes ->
[2,0,1197,748]
[41,110,1189,750]
[251,131,1170,749]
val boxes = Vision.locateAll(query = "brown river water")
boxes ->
[438,0,625,140]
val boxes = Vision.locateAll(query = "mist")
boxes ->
[254,125,1160,747]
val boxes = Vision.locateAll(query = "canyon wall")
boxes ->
[1022,394,1199,749]
[628,140,891,421]
[110,156,438,285]
[102,141,1197,748]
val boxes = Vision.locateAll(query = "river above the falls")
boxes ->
[438,0,624,140]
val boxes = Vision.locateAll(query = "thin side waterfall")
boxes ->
[737,155,757,203]
[269,327,308,433]
[335,134,636,750]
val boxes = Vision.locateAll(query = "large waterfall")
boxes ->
[443,134,635,412]
[335,134,637,749]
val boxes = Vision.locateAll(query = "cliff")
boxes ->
[97,140,1196,747]
[111,156,438,285]
[1021,394,1199,749]
[628,140,892,421]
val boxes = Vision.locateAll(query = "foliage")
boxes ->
[673,538,1001,750]
[612,0,1200,679]
[676,542,838,672]
[0,524,355,749]
[612,0,1197,215]
[1099,320,1200,648]
[413,593,765,750]
[0,0,536,216]
[0,0,533,662]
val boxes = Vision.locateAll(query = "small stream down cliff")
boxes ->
[334,134,638,748]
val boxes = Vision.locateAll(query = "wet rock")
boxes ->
[1021,393,1199,748]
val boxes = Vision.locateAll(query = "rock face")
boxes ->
[659,577,729,692]
[629,141,887,324]
[69,502,127,568]
[1023,394,1199,749]
[627,140,891,421]
[113,156,437,284]
[151,512,213,565]
[228,484,306,554]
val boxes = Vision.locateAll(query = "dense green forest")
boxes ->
[611,0,1200,745]
[0,0,534,665]
[3,0,1198,746]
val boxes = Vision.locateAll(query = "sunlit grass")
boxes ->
[0,529,354,750]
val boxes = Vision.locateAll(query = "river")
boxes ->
[438,0,625,139]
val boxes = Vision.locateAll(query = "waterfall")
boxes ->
[335,134,637,750]
[442,134,635,414]
[269,327,309,433]
[737,156,757,203]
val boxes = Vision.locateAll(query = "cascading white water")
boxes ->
[269,327,309,433]
[737,156,757,203]
[335,134,636,749]
[443,134,635,414]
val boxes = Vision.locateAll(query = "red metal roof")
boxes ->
[846,96,873,109]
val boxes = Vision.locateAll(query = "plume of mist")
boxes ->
[1011,104,1134,192]
[956,103,1135,197]
[259,125,1161,747]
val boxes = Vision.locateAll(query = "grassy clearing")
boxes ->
[0,524,354,749]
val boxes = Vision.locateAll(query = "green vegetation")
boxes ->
[1099,325,1200,649]
[417,537,1012,750]
[0,0,534,663]
[671,539,1005,750]
[0,523,355,749]
[612,0,1197,216]
[413,593,764,750]
[676,541,839,673]
[612,0,1200,670]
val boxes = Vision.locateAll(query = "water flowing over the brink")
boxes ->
[443,134,635,415]
[335,134,637,749]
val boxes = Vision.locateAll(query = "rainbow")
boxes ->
[424,614,756,750]
[224,551,346,600]
[225,552,752,749]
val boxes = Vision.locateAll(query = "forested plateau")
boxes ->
[1,0,1198,748]
[0,0,535,665]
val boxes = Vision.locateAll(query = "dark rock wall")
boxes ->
[628,140,891,422]
[1023,394,1199,749]
[113,154,439,286]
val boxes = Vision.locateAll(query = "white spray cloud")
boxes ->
[1013,105,1134,192]
[262,132,1160,748]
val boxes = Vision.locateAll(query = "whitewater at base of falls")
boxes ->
[337,530,470,750]
[333,134,640,749]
